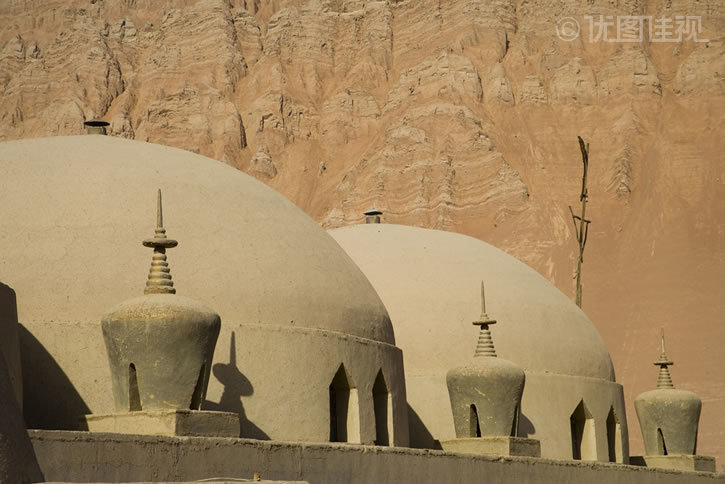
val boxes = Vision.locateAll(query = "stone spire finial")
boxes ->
[634,328,709,465]
[142,189,178,295]
[473,281,497,357]
[654,328,674,389]
[445,280,530,450]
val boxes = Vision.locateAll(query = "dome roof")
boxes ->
[0,136,393,344]
[329,224,614,380]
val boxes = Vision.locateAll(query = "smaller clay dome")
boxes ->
[329,223,615,381]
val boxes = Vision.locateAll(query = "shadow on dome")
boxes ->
[518,412,537,438]
[204,331,269,440]
[408,404,441,449]
[19,324,91,430]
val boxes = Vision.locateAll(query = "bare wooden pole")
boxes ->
[569,136,591,308]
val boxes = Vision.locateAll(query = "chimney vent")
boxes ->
[364,209,382,224]
[84,119,109,135]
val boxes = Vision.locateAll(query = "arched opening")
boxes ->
[469,404,482,438]
[606,407,622,462]
[373,370,393,446]
[189,364,206,410]
[128,363,141,411]
[657,428,668,456]
[329,364,360,443]
[570,400,596,460]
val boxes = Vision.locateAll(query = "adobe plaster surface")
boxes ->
[635,388,702,456]
[446,357,525,437]
[84,410,240,438]
[20,318,409,446]
[440,436,541,457]
[631,455,717,473]
[0,136,407,445]
[329,224,628,460]
[102,295,221,412]
[29,430,725,484]
[407,369,628,461]
[45,482,308,484]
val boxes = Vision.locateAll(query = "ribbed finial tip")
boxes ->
[142,189,178,295]
[143,189,178,249]
[653,329,675,388]
[157,189,163,229]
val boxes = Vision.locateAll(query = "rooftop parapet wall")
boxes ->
[30,431,724,484]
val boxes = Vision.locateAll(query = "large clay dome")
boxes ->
[329,223,613,380]
[0,136,393,344]
[1,136,409,444]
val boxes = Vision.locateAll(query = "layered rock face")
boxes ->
[1,0,722,468]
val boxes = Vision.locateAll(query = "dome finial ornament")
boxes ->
[142,189,178,295]
[633,329,713,470]
[443,280,535,455]
[654,328,674,389]
[473,280,497,358]
[98,186,226,433]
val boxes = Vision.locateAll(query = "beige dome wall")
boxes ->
[0,136,407,445]
[329,224,628,461]
[209,324,408,445]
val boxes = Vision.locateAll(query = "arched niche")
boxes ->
[570,400,596,460]
[606,406,623,462]
[373,370,393,446]
[329,364,360,443]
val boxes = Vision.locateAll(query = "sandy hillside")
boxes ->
[1,0,723,468]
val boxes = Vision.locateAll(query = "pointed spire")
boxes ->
[142,189,178,295]
[473,281,497,357]
[653,328,674,389]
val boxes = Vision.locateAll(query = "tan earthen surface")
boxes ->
[84,410,241,438]
[440,436,541,458]
[30,430,725,484]
[631,455,717,473]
